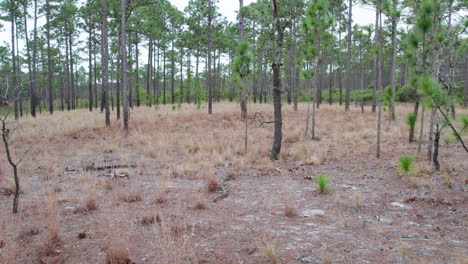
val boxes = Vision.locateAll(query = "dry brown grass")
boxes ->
[0,102,466,263]
[261,241,278,264]
[44,188,60,255]
[85,198,98,211]
[205,169,219,193]
[121,193,143,203]
[105,241,132,264]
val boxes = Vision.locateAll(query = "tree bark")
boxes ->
[344,0,352,111]
[88,6,93,112]
[135,35,140,107]
[207,0,213,114]
[10,0,19,120]
[270,0,284,160]
[389,0,397,120]
[120,0,129,131]
[102,0,110,126]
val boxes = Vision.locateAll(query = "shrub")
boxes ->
[396,84,418,102]
[313,175,330,193]
[398,155,416,176]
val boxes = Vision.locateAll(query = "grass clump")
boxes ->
[313,175,330,194]
[398,155,417,176]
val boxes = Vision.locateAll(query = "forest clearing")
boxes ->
[0,103,467,263]
[1,0,467,262]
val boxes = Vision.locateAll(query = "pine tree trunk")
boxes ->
[23,3,34,117]
[102,0,110,126]
[344,0,352,111]
[270,0,283,160]
[207,0,213,114]
[171,38,175,105]
[120,0,128,131]
[390,2,397,120]
[10,0,19,120]
[88,10,93,112]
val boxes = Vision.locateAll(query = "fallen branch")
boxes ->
[84,162,137,171]
[97,172,130,179]
[252,112,274,127]
[213,185,229,202]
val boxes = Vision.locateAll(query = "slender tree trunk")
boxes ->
[69,34,75,110]
[147,39,153,107]
[433,122,440,171]
[10,1,19,120]
[270,0,284,160]
[23,3,34,117]
[207,0,213,114]
[171,38,175,105]
[46,0,53,114]
[163,47,166,104]
[338,18,343,106]
[121,0,128,131]
[376,5,383,158]
[390,1,397,120]
[102,0,110,126]
[94,40,98,109]
[65,34,71,111]
[372,7,378,113]
[88,10,93,112]
[128,31,133,109]
[135,35,140,107]
[345,0,352,111]
[32,0,38,117]
[180,46,184,105]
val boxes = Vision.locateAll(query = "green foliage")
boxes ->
[418,75,447,108]
[460,115,468,132]
[396,84,418,102]
[233,41,252,84]
[383,86,394,111]
[416,0,434,34]
[444,137,452,145]
[139,87,149,106]
[398,155,416,176]
[313,175,329,193]
[406,113,417,131]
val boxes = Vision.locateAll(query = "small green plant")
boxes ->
[406,113,416,131]
[154,105,160,110]
[398,155,416,176]
[313,175,329,193]
[444,137,452,145]
[172,105,176,111]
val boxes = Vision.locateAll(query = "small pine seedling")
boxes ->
[398,155,416,176]
[406,113,417,131]
[314,175,330,194]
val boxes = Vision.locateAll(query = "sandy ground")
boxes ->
[0,102,466,264]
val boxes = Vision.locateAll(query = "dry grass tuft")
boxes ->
[141,216,155,226]
[205,169,219,193]
[284,203,297,217]
[44,188,60,255]
[261,242,278,264]
[121,193,143,203]
[105,241,132,264]
[353,190,362,211]
[86,198,98,211]
[193,200,207,210]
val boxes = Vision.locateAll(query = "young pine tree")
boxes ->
[233,41,252,153]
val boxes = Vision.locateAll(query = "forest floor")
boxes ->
[0,102,467,264]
